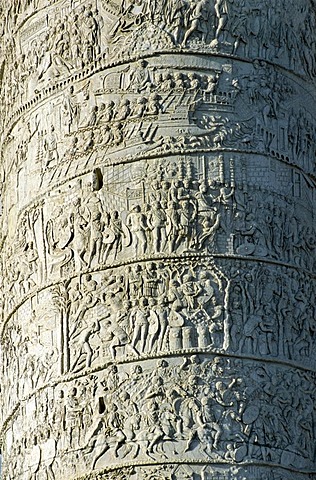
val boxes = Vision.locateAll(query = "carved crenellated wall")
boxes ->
[0,1,316,479]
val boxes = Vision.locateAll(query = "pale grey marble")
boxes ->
[0,1,315,479]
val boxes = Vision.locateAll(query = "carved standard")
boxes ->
[0,1,315,479]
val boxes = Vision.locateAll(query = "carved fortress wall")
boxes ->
[0,1,315,479]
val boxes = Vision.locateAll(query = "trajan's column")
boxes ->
[0,1,316,479]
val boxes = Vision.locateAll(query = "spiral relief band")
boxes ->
[0,1,315,479]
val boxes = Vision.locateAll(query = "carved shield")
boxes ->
[254,245,268,257]
[43,439,56,467]
[122,223,132,247]
[242,405,260,424]
[234,444,247,462]
[30,445,41,474]
[236,242,256,255]
[102,227,116,244]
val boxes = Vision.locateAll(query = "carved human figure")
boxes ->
[196,210,220,251]
[131,96,147,118]
[166,200,180,253]
[25,436,41,480]
[63,85,80,133]
[155,296,169,352]
[70,274,98,328]
[46,207,73,276]
[199,391,222,451]
[148,201,167,253]
[87,403,126,468]
[103,313,138,360]
[102,210,124,262]
[213,0,230,44]
[147,93,161,116]
[71,197,89,270]
[129,59,152,93]
[229,299,244,352]
[146,298,160,353]
[66,387,82,448]
[127,264,143,300]
[178,198,197,250]
[88,211,103,267]
[203,73,219,96]
[115,98,131,121]
[168,303,185,350]
[37,29,71,82]
[182,0,210,46]
[85,105,98,127]
[239,311,263,355]
[127,205,148,256]
[131,297,149,354]
[44,125,59,168]
[165,0,186,44]
[41,429,56,480]
[112,123,124,145]
[70,320,100,372]
[230,1,250,56]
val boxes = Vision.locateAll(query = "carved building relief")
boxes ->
[0,1,315,479]
[2,356,316,479]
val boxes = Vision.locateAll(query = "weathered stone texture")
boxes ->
[0,1,316,479]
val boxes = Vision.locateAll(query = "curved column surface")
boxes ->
[0,1,316,479]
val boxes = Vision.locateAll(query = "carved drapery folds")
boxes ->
[0,1,315,479]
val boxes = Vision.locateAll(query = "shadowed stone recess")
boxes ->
[0,1,315,479]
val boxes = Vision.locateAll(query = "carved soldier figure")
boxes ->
[103,313,138,360]
[129,59,152,93]
[115,98,131,121]
[102,210,124,262]
[182,0,210,46]
[66,387,82,448]
[71,197,89,270]
[88,211,103,267]
[178,198,197,250]
[165,0,186,44]
[70,320,100,372]
[148,201,167,253]
[97,101,115,123]
[127,205,148,256]
[44,125,59,168]
[41,428,56,480]
[131,297,149,354]
[63,85,80,133]
[46,207,73,276]
[212,0,230,45]
[1,1,316,479]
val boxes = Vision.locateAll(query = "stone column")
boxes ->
[0,1,316,479]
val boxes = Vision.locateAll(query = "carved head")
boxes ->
[138,58,147,68]
[110,365,118,374]
[190,354,200,364]
[133,365,142,375]
[69,387,77,397]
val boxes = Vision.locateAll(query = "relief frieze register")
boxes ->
[0,1,315,479]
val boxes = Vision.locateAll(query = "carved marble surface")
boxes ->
[0,1,315,479]
[2,355,316,478]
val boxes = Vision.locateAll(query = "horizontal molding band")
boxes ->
[1,251,315,335]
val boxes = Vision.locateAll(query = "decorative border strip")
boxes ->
[73,460,316,479]
[4,148,315,241]
[2,346,316,441]
[3,48,316,143]
[1,251,315,334]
